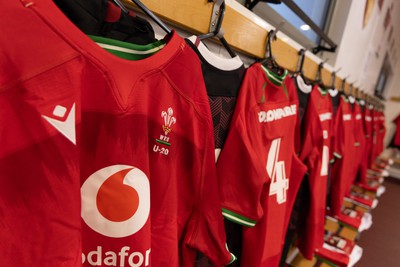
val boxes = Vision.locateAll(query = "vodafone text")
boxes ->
[258,105,297,123]
[82,246,151,267]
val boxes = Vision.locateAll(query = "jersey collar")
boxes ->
[261,65,288,86]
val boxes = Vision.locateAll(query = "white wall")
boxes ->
[325,0,397,95]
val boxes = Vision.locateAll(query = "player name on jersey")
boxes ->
[343,114,352,121]
[319,112,332,121]
[258,104,297,123]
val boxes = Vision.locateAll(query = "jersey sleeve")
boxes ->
[183,123,235,266]
[299,94,321,170]
[181,61,235,267]
[332,102,344,160]
[216,110,268,227]
[215,65,271,227]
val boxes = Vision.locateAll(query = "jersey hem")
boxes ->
[221,208,256,227]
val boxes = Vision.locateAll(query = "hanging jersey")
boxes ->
[216,63,307,267]
[185,35,245,267]
[329,95,356,216]
[185,36,245,160]
[279,74,312,266]
[295,74,313,126]
[391,113,400,148]
[348,101,366,188]
[297,87,333,259]
[358,104,374,183]
[370,109,381,165]
[376,111,386,157]
[0,1,234,266]
[293,74,313,153]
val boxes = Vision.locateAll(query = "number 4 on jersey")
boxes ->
[266,138,289,204]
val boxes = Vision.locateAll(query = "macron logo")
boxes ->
[42,103,76,144]
[258,104,297,123]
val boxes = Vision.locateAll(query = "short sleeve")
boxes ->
[216,111,268,227]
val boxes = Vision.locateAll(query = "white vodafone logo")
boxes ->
[81,165,150,238]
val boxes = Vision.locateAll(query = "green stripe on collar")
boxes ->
[261,65,288,86]
[318,86,328,95]
[88,35,166,60]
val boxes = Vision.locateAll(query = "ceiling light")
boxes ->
[300,24,311,31]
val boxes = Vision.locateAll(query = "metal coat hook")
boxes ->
[198,0,237,57]
[265,22,285,59]
[296,48,306,73]
[208,0,224,35]
[341,75,349,91]
[315,59,328,83]
[330,67,341,87]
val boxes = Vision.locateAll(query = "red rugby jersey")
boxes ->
[297,87,333,259]
[330,95,356,216]
[393,114,400,147]
[347,101,366,189]
[358,104,374,183]
[216,63,306,267]
[0,1,233,266]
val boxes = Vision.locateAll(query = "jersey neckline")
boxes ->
[89,35,166,61]
[186,35,244,71]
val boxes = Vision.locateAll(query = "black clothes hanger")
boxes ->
[330,70,336,89]
[294,48,312,83]
[129,0,172,35]
[198,0,237,58]
[261,29,285,75]
[54,0,156,44]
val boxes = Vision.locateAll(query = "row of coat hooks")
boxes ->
[119,0,384,109]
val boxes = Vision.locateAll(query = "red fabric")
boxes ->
[376,111,386,156]
[315,245,350,267]
[329,96,356,216]
[370,109,385,165]
[358,106,373,184]
[393,114,400,146]
[217,64,306,267]
[0,1,232,266]
[337,210,363,229]
[348,102,366,188]
[297,87,333,260]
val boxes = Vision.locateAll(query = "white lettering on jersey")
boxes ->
[42,103,76,144]
[319,112,332,122]
[321,145,329,176]
[323,130,328,140]
[355,114,362,120]
[365,116,372,122]
[82,246,151,267]
[321,130,329,176]
[266,138,289,204]
[258,104,297,123]
[343,114,351,121]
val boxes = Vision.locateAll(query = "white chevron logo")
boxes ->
[42,103,76,144]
